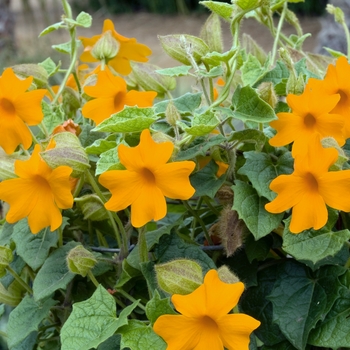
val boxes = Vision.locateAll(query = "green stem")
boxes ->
[117,289,146,311]
[87,270,99,288]
[182,200,212,245]
[20,145,30,157]
[85,170,129,257]
[40,121,49,138]
[342,20,350,59]
[271,1,288,66]
[0,331,7,338]
[6,266,33,294]
[138,226,149,263]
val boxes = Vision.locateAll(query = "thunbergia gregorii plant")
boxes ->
[1,0,350,349]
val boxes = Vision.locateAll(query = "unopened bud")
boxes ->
[0,280,25,306]
[257,82,278,108]
[67,245,97,277]
[217,265,240,284]
[75,194,109,221]
[200,13,223,53]
[165,101,182,127]
[155,259,203,295]
[40,132,90,177]
[11,64,49,88]
[91,30,120,61]
[0,246,13,277]
[52,119,82,136]
[326,5,345,25]
[286,73,304,96]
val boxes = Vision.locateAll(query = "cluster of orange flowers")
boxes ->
[0,18,263,350]
[265,56,350,233]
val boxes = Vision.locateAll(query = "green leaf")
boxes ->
[232,85,277,123]
[241,54,265,86]
[323,47,346,58]
[175,134,226,161]
[146,290,177,324]
[119,320,166,350]
[0,255,26,289]
[61,284,139,350]
[308,282,350,348]
[76,11,92,27]
[178,109,219,136]
[258,60,289,86]
[155,65,192,77]
[282,223,350,269]
[38,57,60,77]
[202,50,237,66]
[33,241,79,301]
[42,101,65,134]
[52,40,81,54]
[197,66,223,78]
[191,160,226,198]
[239,264,286,346]
[39,21,64,37]
[238,151,294,200]
[97,335,121,350]
[237,0,259,10]
[93,107,159,133]
[228,129,267,151]
[232,180,283,239]
[7,295,57,349]
[10,332,38,350]
[200,1,233,21]
[12,219,58,271]
[267,261,344,350]
[85,139,117,155]
[96,147,124,175]
[0,221,14,245]
[154,92,202,115]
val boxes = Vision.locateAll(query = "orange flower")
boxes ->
[82,67,157,125]
[52,119,81,136]
[0,145,74,233]
[314,56,350,138]
[99,129,195,227]
[269,80,345,156]
[153,269,260,350]
[79,19,152,75]
[0,68,47,154]
[265,136,350,233]
[198,156,228,177]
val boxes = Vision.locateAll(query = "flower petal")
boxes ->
[124,90,157,108]
[118,129,174,171]
[289,192,328,233]
[99,170,142,212]
[172,270,245,319]
[154,161,195,199]
[130,183,166,227]
[0,68,33,99]
[319,170,350,211]
[14,89,47,125]
[48,166,74,209]
[153,315,201,350]
[82,97,116,125]
[217,314,260,350]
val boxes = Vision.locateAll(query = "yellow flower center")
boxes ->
[304,113,316,128]
[33,175,51,192]
[0,98,15,116]
[305,172,318,192]
[200,316,219,331]
[140,167,156,184]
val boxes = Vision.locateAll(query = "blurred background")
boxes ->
[0,0,333,72]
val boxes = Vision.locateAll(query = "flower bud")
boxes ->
[217,265,240,284]
[257,82,278,109]
[155,259,203,295]
[200,13,223,53]
[0,245,13,277]
[91,30,120,61]
[75,194,109,221]
[11,64,49,88]
[216,185,234,206]
[286,73,304,96]
[165,101,182,127]
[40,132,90,177]
[0,280,25,306]
[66,245,97,277]
[326,5,345,25]
[52,119,82,136]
